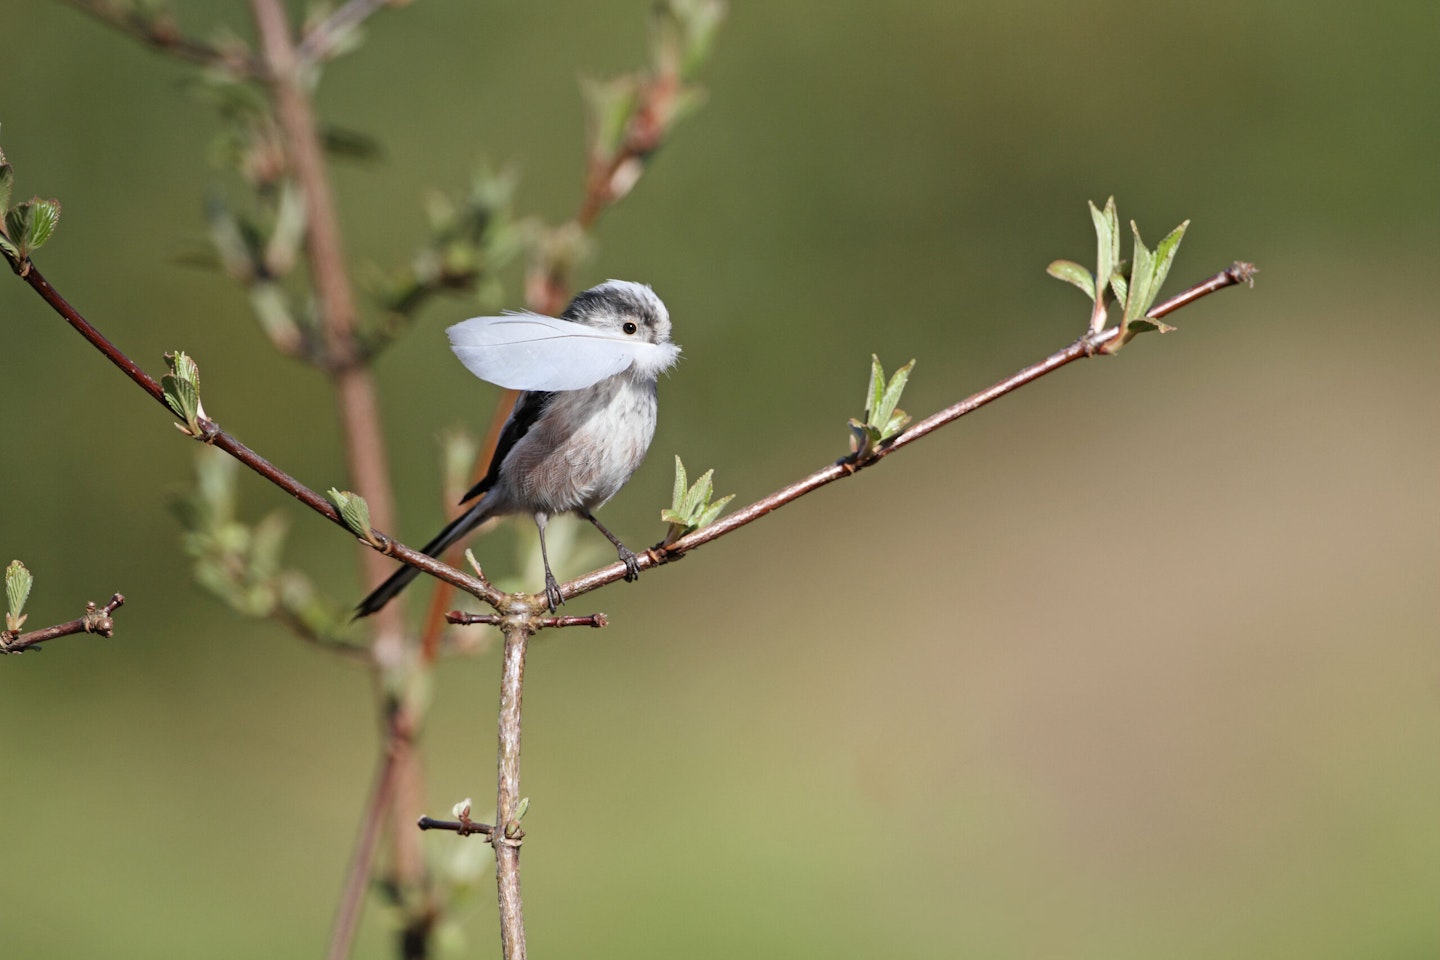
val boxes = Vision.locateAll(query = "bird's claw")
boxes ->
[618,546,641,583]
[544,572,564,613]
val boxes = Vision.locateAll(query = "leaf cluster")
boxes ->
[1047,196,1188,351]
[172,451,357,647]
[661,456,734,546]
[848,355,915,461]
[4,559,32,634]
[0,144,61,267]
[161,351,207,437]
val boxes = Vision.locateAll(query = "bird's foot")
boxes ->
[618,545,641,583]
[544,571,564,613]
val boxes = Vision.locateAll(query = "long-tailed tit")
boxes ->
[356,280,679,616]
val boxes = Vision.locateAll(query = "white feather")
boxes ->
[447,314,677,391]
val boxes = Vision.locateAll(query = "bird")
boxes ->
[355,280,680,617]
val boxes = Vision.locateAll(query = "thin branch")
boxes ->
[417,815,494,836]
[5,259,503,610]
[251,0,404,610]
[272,607,372,661]
[493,620,530,960]
[575,70,679,233]
[1,594,125,654]
[64,0,261,75]
[250,8,428,953]
[1147,261,1257,320]
[446,611,608,630]
[326,712,410,960]
[5,243,1252,630]
[527,51,690,316]
[554,264,1257,605]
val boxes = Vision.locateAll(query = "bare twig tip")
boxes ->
[417,814,495,837]
[445,610,502,626]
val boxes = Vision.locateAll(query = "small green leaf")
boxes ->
[262,180,307,276]
[1090,197,1119,302]
[247,512,289,582]
[5,197,62,258]
[166,377,202,425]
[662,457,732,544]
[4,206,29,251]
[171,351,200,386]
[690,469,716,514]
[677,0,727,78]
[1115,217,1189,349]
[875,359,915,439]
[864,355,885,420]
[851,355,916,457]
[248,282,301,353]
[6,560,33,632]
[161,351,205,434]
[1047,259,1095,300]
[1148,219,1189,307]
[1124,315,1177,339]
[513,796,530,823]
[652,0,727,78]
[1109,272,1128,308]
[205,193,258,282]
[21,198,59,251]
[327,488,375,542]
[1124,221,1156,325]
[695,493,734,529]
[581,74,640,160]
[0,154,13,212]
[671,454,687,513]
[882,408,911,439]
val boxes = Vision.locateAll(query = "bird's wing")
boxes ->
[459,390,555,504]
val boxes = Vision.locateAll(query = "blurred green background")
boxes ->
[2,1,1436,957]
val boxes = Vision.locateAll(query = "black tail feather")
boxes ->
[353,501,492,619]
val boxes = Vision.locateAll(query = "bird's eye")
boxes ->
[622,321,638,335]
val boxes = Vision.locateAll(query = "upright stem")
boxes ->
[326,721,404,960]
[494,620,531,960]
[251,0,425,951]
[250,0,403,628]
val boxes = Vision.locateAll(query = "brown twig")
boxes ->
[446,611,608,630]
[555,264,1256,605]
[1147,261,1257,320]
[417,815,494,836]
[326,716,407,960]
[1,594,125,654]
[251,0,402,597]
[5,260,503,610]
[493,619,531,960]
[64,0,261,75]
[528,49,690,317]
[251,3,431,952]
